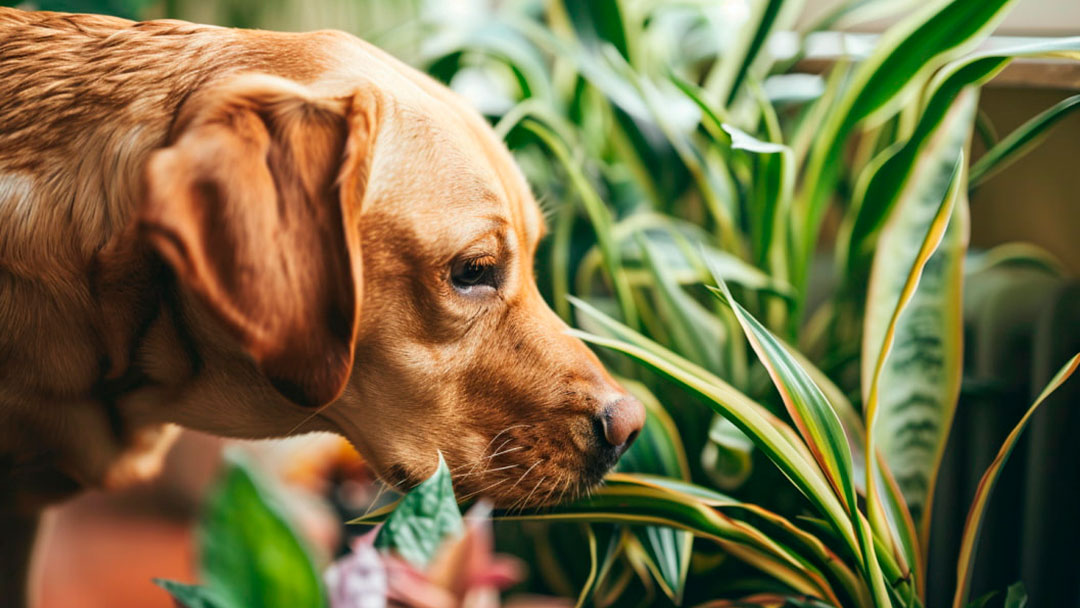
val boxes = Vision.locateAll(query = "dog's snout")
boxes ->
[599,397,645,454]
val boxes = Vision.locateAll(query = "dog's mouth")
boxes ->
[439,421,625,510]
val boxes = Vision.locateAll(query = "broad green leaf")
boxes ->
[154,580,232,608]
[952,354,1079,608]
[969,94,1080,190]
[862,153,965,597]
[861,90,975,545]
[374,452,464,567]
[199,455,325,608]
[705,269,887,606]
[796,0,1017,301]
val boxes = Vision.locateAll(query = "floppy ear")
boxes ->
[140,74,376,407]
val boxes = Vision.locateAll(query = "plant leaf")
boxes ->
[705,269,888,606]
[616,378,693,604]
[842,37,1080,274]
[1003,582,1029,608]
[969,93,1080,189]
[862,152,965,597]
[499,476,842,605]
[374,452,464,567]
[952,354,1079,608]
[565,298,872,587]
[197,454,325,608]
[154,580,233,608]
[796,0,1018,302]
[861,90,975,561]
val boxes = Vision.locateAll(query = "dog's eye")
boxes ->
[451,255,499,293]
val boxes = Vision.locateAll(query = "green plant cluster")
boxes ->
[366,0,1080,606]
[49,0,1077,604]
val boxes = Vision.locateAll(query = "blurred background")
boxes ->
[3,0,1079,606]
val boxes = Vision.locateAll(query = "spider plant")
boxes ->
[354,0,1080,606]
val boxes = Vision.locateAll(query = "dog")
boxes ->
[0,7,645,604]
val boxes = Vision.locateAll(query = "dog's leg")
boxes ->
[0,508,40,608]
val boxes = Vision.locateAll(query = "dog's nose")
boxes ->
[600,397,646,454]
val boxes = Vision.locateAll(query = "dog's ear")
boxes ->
[140,74,376,407]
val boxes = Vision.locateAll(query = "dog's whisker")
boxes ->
[484,463,519,474]
[538,473,561,508]
[518,476,546,515]
[487,445,524,460]
[457,477,509,503]
[507,460,540,493]
[555,473,572,507]
[458,424,530,477]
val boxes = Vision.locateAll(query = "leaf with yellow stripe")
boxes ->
[952,354,1080,608]
[705,270,888,606]
[862,151,965,596]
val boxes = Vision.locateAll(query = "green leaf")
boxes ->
[511,115,639,328]
[969,94,1080,190]
[636,233,719,371]
[565,298,873,590]
[374,452,463,567]
[615,379,693,604]
[843,37,1080,273]
[1003,582,1029,608]
[705,269,889,606]
[501,475,843,605]
[702,415,755,490]
[154,580,232,608]
[796,0,1018,302]
[575,526,624,608]
[199,454,325,608]
[617,378,690,479]
[861,90,975,546]
[862,152,965,597]
[706,0,793,106]
[952,354,1079,608]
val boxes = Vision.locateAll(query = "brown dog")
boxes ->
[0,6,644,603]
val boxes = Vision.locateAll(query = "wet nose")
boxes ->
[600,397,646,454]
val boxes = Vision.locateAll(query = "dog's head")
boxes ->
[140,71,643,507]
